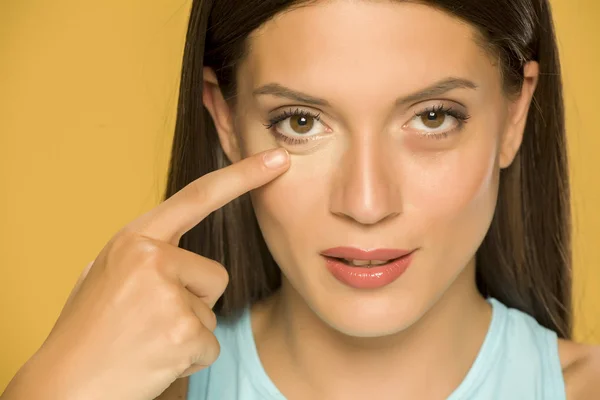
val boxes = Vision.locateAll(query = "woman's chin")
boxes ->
[312,294,424,338]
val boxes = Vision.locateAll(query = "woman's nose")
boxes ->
[329,139,402,226]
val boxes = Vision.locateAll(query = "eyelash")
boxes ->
[263,104,471,145]
[412,104,471,139]
[263,108,323,145]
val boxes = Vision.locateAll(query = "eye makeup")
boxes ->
[262,102,471,146]
[405,103,471,140]
[262,107,331,146]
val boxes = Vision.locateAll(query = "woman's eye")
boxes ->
[403,106,469,139]
[289,115,315,133]
[277,113,325,137]
[406,110,458,133]
[420,111,447,129]
[264,109,332,146]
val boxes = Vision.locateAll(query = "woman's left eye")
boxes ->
[264,109,329,145]
[404,105,470,139]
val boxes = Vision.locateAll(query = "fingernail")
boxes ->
[263,148,289,169]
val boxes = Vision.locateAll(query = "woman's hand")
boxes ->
[1,148,290,400]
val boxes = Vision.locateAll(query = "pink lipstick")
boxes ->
[320,247,415,289]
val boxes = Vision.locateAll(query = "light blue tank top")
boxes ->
[187,298,566,399]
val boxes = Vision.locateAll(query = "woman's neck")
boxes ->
[252,261,492,400]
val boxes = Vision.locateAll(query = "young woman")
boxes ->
[3,0,600,399]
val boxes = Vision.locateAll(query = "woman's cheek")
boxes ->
[405,143,499,255]
[250,156,331,255]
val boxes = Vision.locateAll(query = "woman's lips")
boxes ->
[320,247,416,289]
[320,247,413,261]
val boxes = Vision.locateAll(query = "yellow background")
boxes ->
[1,0,599,391]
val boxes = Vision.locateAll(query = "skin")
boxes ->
[1,146,291,400]
[200,1,600,399]
[3,2,596,399]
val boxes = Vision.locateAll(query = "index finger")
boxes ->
[128,147,290,243]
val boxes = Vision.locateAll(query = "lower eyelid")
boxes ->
[272,130,330,146]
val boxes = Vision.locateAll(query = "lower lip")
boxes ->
[323,253,414,290]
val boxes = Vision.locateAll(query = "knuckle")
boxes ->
[107,231,156,262]
[168,315,204,346]
[129,240,170,276]
[106,231,173,280]
[211,261,230,290]
[204,309,218,332]
[158,281,183,306]
[106,229,136,259]
[192,332,220,366]
[131,239,164,265]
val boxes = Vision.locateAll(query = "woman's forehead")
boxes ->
[241,0,499,100]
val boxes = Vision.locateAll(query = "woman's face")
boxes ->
[208,0,536,336]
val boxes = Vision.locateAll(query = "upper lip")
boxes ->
[320,247,414,260]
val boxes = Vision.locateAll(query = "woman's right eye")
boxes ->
[264,109,331,145]
[277,113,326,136]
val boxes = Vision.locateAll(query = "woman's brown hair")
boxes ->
[164,0,572,338]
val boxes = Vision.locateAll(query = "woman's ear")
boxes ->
[499,61,540,169]
[202,67,242,163]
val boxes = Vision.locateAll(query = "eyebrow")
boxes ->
[252,77,478,108]
[253,83,330,106]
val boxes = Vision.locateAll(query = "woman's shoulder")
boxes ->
[558,339,600,399]
[496,300,600,398]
